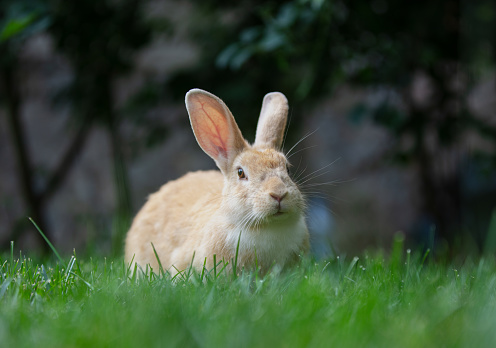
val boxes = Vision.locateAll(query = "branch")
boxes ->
[1,56,50,252]
[39,115,93,202]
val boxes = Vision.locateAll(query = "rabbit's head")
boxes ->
[186,89,305,229]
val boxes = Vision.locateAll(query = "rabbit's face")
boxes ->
[223,147,305,227]
[186,88,305,231]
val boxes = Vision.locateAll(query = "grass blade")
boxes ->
[0,278,13,300]
[29,217,65,266]
[345,256,359,277]
[232,231,242,280]
[151,242,165,277]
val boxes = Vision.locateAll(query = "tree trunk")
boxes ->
[1,56,49,253]
[101,77,133,256]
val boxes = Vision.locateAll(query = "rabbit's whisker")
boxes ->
[285,128,318,158]
[293,165,308,182]
[300,180,345,188]
[303,191,348,204]
[290,156,304,179]
[253,212,266,231]
[306,199,337,216]
[297,170,333,186]
[296,158,340,185]
[233,211,257,233]
[303,193,334,202]
[287,145,318,160]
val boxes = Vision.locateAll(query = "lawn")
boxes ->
[1,238,496,348]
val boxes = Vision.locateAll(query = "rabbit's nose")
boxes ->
[270,192,287,203]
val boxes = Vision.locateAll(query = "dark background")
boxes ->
[1,0,495,259]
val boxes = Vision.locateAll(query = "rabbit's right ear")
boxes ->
[186,89,247,173]
[254,92,288,150]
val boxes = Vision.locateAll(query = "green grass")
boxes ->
[1,241,496,347]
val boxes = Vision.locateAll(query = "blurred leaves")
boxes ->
[0,0,50,43]
[48,0,157,254]
[0,0,163,254]
[49,0,152,120]
[213,0,343,100]
[1,13,41,41]
[0,0,54,250]
[0,0,495,253]
[170,0,496,248]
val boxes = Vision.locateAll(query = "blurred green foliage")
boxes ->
[50,0,151,118]
[0,0,495,254]
[0,0,50,44]
[1,0,156,254]
[49,0,155,254]
[166,0,496,250]
[0,0,53,251]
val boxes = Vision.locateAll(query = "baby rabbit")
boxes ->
[125,89,309,274]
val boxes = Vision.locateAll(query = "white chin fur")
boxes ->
[225,215,307,270]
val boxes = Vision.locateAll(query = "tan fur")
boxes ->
[255,92,288,150]
[125,89,309,274]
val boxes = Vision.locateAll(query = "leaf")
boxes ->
[230,48,253,70]
[348,103,368,124]
[240,27,261,43]
[216,43,239,69]
[0,14,36,41]
[260,28,285,51]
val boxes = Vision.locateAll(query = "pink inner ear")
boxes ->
[191,97,230,160]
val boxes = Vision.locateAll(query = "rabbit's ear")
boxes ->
[186,89,247,173]
[254,92,288,150]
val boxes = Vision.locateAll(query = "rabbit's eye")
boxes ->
[237,168,246,179]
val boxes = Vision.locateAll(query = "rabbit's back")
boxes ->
[125,170,223,270]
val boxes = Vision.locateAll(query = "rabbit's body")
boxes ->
[125,89,309,274]
[125,170,224,271]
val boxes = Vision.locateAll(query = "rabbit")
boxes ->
[125,88,309,274]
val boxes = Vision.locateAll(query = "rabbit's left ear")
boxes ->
[186,89,247,174]
[254,92,288,150]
